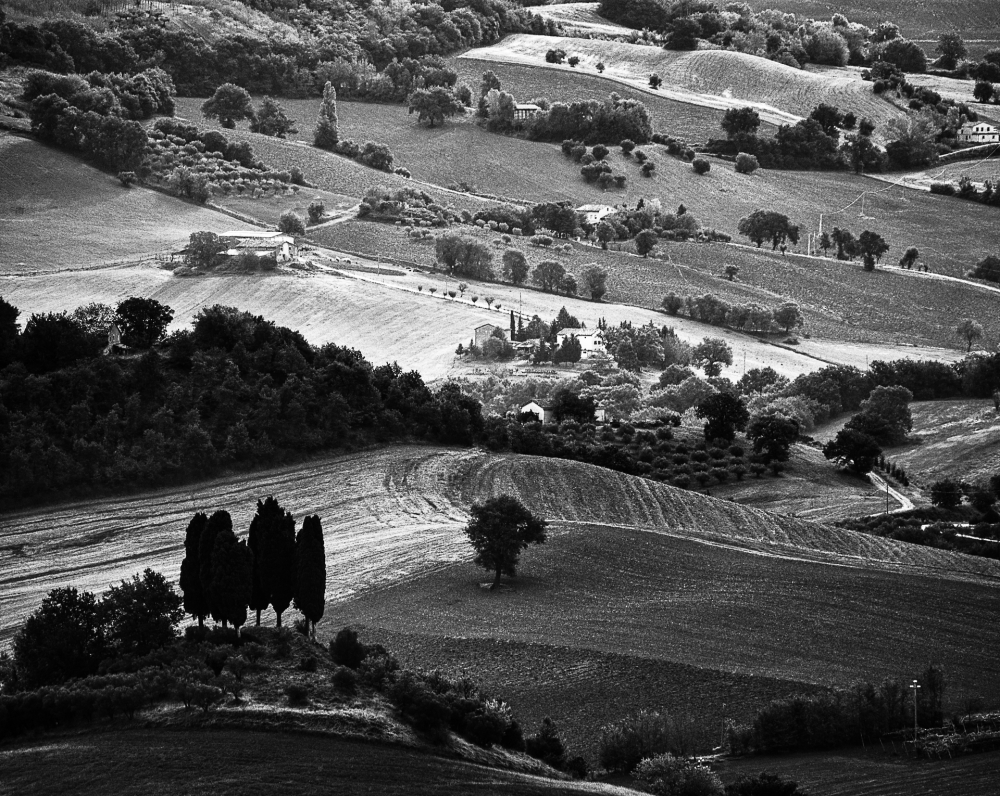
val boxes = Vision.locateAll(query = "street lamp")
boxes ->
[910,680,921,740]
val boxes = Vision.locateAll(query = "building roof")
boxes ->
[557,327,598,337]
[522,401,555,410]
[220,230,292,239]
[475,323,502,331]
[961,122,998,132]
[515,103,541,111]
[576,204,614,213]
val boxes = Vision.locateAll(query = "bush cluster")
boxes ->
[661,291,802,336]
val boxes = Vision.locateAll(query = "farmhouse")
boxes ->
[514,103,541,121]
[556,327,604,354]
[520,401,557,424]
[103,322,128,355]
[474,323,506,347]
[219,231,298,261]
[958,122,1000,144]
[576,204,615,225]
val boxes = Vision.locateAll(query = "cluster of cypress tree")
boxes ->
[179,497,326,636]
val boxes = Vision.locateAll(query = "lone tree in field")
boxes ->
[649,73,662,89]
[899,246,919,269]
[596,220,616,249]
[502,249,529,284]
[774,302,804,333]
[201,83,255,128]
[209,528,254,631]
[738,210,799,251]
[532,259,566,292]
[691,337,733,377]
[180,512,210,627]
[956,318,984,351]
[407,86,464,127]
[187,231,225,270]
[294,514,326,638]
[936,32,967,70]
[250,96,297,138]
[262,507,297,627]
[635,228,658,257]
[858,230,889,270]
[747,414,800,463]
[115,297,174,349]
[278,211,306,236]
[721,107,761,138]
[695,392,749,442]
[464,495,547,590]
[314,82,339,149]
[581,265,608,301]
[199,510,234,623]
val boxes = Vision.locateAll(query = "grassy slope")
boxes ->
[885,399,1000,485]
[313,218,997,353]
[462,35,907,131]
[0,728,629,796]
[0,132,254,271]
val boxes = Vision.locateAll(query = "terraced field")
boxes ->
[462,35,906,131]
[0,132,254,272]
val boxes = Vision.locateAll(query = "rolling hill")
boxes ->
[0,131,255,272]
[4,445,999,763]
[461,35,908,132]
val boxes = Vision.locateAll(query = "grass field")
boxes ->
[462,35,907,132]
[212,186,357,228]
[0,728,633,796]
[534,2,634,36]
[313,218,997,353]
[0,132,254,271]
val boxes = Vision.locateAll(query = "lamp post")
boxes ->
[910,679,921,740]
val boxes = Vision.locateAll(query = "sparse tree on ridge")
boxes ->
[692,337,733,377]
[295,515,326,638]
[738,210,799,251]
[936,32,968,70]
[180,512,210,627]
[899,246,919,269]
[250,96,297,138]
[532,260,566,292]
[502,249,529,284]
[858,230,889,270]
[464,495,547,590]
[581,265,608,301]
[314,82,339,149]
[956,318,984,352]
[774,302,804,333]
[201,83,255,128]
[635,229,658,257]
[721,107,761,139]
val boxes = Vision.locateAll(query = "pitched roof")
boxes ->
[557,327,597,336]
[475,323,502,331]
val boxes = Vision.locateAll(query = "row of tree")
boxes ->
[179,498,326,636]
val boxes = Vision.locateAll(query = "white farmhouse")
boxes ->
[514,103,541,121]
[576,204,615,225]
[219,231,298,261]
[556,327,604,354]
[958,122,1000,144]
[520,401,557,424]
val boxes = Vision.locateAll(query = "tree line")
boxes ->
[0,297,483,508]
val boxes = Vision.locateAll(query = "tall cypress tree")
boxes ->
[248,497,284,625]
[294,515,326,638]
[314,81,339,149]
[199,510,233,624]
[210,529,254,632]
[179,512,209,627]
[263,510,297,627]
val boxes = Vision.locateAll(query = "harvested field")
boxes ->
[0,728,630,796]
[462,35,906,131]
[716,747,1000,796]
[0,133,253,272]
[313,218,994,355]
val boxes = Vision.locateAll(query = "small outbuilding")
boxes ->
[474,323,506,347]
[514,103,541,121]
[520,401,557,424]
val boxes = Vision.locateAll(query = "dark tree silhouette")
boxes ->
[823,429,881,475]
[747,415,800,463]
[464,495,547,589]
[263,508,297,627]
[695,392,750,442]
[295,514,326,637]
[102,568,183,656]
[114,296,174,348]
[209,529,254,630]
[199,510,233,623]
[179,512,209,626]
[248,497,283,625]
[12,587,104,687]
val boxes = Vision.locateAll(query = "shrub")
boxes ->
[330,626,366,669]
[335,139,361,158]
[599,710,680,774]
[285,683,309,706]
[278,211,305,236]
[692,158,711,175]
[300,655,318,672]
[332,665,358,694]
[930,182,956,196]
[526,717,567,770]
[634,754,724,796]
[307,201,325,224]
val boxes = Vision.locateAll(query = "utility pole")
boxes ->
[885,479,890,514]
[910,680,921,740]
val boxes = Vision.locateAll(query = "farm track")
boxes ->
[4,445,999,647]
